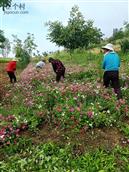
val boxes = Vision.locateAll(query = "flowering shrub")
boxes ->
[1,63,129,139]
[33,83,129,131]
[0,114,28,146]
[0,52,129,170]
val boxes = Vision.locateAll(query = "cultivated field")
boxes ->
[0,51,129,171]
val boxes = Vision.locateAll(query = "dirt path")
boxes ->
[19,62,86,82]
[20,63,53,81]
[21,122,124,153]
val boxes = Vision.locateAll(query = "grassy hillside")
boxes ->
[0,50,129,171]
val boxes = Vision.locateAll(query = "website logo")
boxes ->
[4,3,29,15]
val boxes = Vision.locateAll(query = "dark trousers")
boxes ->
[103,71,122,99]
[56,69,65,82]
[7,72,16,83]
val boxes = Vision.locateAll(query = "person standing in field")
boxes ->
[6,58,18,83]
[102,43,122,99]
[48,57,65,82]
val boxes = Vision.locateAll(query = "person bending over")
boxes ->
[49,57,65,82]
[6,58,18,83]
[102,43,122,99]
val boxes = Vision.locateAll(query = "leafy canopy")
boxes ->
[0,30,6,48]
[0,0,12,11]
[12,34,37,68]
[46,5,103,50]
[0,30,10,57]
[109,22,129,42]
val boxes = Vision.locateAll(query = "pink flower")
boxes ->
[6,141,10,145]
[15,129,20,133]
[119,99,126,105]
[20,123,28,130]
[6,115,15,121]
[5,93,10,97]
[9,127,13,131]
[69,107,74,112]
[0,128,6,137]
[87,111,94,118]
[0,114,4,120]
[76,107,81,112]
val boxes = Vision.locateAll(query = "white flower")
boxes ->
[107,110,110,114]
[81,95,85,99]
[0,135,5,139]
[96,85,101,89]
[95,90,99,94]
[61,112,65,116]
[121,87,127,90]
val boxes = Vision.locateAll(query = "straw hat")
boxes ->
[102,43,114,51]
[11,58,19,61]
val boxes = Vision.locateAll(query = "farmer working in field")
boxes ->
[102,43,122,99]
[48,57,65,82]
[36,60,46,69]
[6,58,18,84]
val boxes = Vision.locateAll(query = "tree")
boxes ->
[12,34,23,57]
[23,33,37,56]
[0,30,7,57]
[46,5,103,50]
[120,39,129,53]
[0,30,6,48]
[42,51,48,56]
[108,22,129,42]
[123,22,129,37]
[2,38,11,57]
[12,34,37,68]
[0,0,12,11]
[109,28,124,41]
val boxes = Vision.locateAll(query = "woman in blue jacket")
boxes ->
[102,43,122,99]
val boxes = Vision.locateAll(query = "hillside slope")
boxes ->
[0,58,129,171]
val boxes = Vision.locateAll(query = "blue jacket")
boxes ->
[102,51,120,71]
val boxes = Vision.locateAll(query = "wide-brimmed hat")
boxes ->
[102,43,114,51]
[11,58,19,61]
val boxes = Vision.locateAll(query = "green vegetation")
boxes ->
[0,49,129,171]
[0,0,12,11]
[120,39,129,53]
[0,30,11,58]
[0,58,12,63]
[109,22,129,42]
[0,30,6,46]
[1,142,129,172]
[12,33,37,68]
